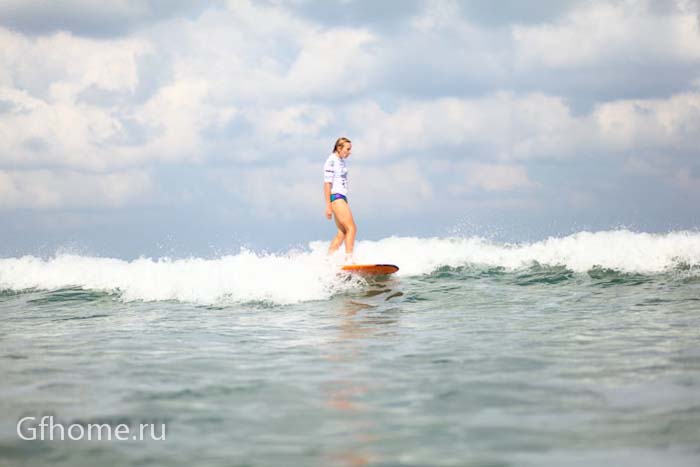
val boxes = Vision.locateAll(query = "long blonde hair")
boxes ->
[333,137,351,153]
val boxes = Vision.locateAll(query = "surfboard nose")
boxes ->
[341,264,399,275]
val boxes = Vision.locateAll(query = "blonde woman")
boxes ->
[323,137,356,264]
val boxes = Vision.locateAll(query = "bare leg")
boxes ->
[328,229,345,254]
[330,200,356,255]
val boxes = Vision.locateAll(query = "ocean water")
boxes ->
[1,230,700,467]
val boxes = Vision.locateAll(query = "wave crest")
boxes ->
[1,230,698,304]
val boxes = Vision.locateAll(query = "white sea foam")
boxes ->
[1,230,698,304]
[341,229,700,277]
[0,249,353,305]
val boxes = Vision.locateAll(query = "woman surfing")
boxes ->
[323,137,356,264]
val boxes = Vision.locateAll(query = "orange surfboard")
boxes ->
[341,264,399,276]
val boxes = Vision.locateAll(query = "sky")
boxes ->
[1,0,699,258]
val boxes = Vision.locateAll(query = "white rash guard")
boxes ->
[323,153,348,196]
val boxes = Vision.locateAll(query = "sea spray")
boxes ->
[2,230,699,304]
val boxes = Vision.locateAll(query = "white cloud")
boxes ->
[0,169,154,209]
[446,162,538,198]
[246,104,332,139]
[0,80,224,172]
[0,28,159,171]
[210,157,435,220]
[284,27,377,98]
[138,79,237,163]
[624,155,700,197]
[623,156,661,176]
[0,27,240,171]
[411,0,462,32]
[0,0,209,37]
[0,28,149,96]
[346,93,588,162]
[513,1,700,69]
[463,164,537,192]
[161,2,378,104]
[0,0,697,221]
[211,159,321,219]
[674,166,700,194]
[0,85,118,170]
[0,2,379,175]
[595,92,700,152]
[351,159,434,213]
[345,90,700,168]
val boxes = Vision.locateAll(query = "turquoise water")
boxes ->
[1,231,700,466]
